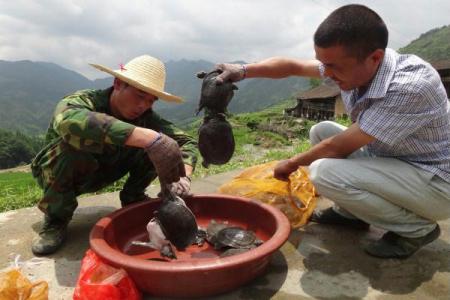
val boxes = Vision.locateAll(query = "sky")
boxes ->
[1,0,449,79]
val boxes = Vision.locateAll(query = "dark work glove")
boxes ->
[145,133,186,184]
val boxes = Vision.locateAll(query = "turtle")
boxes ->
[198,113,235,168]
[213,226,262,250]
[155,189,199,251]
[204,220,264,257]
[196,70,238,115]
[132,189,198,259]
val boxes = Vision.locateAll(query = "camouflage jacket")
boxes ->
[32,87,197,171]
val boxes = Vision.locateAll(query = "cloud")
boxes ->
[0,0,448,79]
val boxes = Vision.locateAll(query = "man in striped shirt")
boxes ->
[216,4,450,258]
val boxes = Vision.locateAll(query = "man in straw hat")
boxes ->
[30,55,197,255]
[215,4,450,259]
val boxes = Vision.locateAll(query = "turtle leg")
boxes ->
[160,244,177,259]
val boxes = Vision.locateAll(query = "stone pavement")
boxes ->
[0,170,449,299]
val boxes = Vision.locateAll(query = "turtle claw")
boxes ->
[160,244,177,259]
[196,71,207,79]
[194,228,207,246]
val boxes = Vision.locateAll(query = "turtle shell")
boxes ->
[206,220,229,245]
[196,70,238,115]
[198,114,235,167]
[154,195,198,250]
[214,227,257,249]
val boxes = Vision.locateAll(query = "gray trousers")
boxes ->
[308,121,450,238]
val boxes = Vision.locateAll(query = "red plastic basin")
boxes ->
[90,194,291,298]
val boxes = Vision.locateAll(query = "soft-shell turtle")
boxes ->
[198,113,235,168]
[196,70,238,115]
[155,189,198,251]
[131,190,198,259]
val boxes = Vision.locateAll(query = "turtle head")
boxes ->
[146,218,177,259]
[196,71,207,79]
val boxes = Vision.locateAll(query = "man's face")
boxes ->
[314,45,383,91]
[110,79,158,120]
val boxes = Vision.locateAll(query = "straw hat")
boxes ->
[90,55,183,103]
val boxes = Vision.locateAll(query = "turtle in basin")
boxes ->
[198,113,235,168]
[214,226,263,250]
[155,189,199,250]
[132,189,198,259]
[204,220,263,257]
[196,70,238,115]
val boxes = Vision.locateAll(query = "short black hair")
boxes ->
[314,4,388,60]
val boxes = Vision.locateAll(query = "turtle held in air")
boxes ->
[132,189,198,259]
[198,113,235,168]
[196,70,238,115]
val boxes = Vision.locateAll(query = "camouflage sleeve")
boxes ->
[52,92,136,153]
[145,112,198,170]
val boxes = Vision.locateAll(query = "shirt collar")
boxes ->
[355,48,397,100]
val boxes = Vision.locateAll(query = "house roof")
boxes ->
[431,60,450,70]
[296,83,340,100]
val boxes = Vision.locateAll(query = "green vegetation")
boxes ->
[0,98,320,212]
[399,25,450,62]
[0,172,41,212]
[0,128,44,169]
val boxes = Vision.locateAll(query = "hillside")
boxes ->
[0,59,309,133]
[399,25,450,61]
[0,60,110,133]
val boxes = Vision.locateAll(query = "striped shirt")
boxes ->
[320,48,450,182]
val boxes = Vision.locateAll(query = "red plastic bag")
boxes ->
[73,249,141,300]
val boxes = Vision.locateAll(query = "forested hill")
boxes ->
[0,59,309,134]
[399,25,450,62]
[0,60,110,134]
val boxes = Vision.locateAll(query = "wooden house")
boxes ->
[432,60,450,97]
[285,84,345,121]
[286,59,450,122]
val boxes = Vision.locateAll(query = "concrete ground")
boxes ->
[0,169,449,299]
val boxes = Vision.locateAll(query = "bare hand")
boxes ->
[274,159,299,181]
[214,63,245,84]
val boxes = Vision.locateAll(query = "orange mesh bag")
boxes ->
[0,269,48,300]
[218,161,316,228]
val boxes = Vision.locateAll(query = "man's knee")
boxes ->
[309,158,342,190]
[309,121,341,145]
[35,147,99,195]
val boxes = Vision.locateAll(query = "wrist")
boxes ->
[240,64,247,80]
[287,157,299,170]
[145,132,162,150]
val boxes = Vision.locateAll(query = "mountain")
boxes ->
[0,60,110,133]
[399,25,450,62]
[0,59,309,133]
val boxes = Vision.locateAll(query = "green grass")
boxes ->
[0,98,350,213]
[0,172,41,212]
